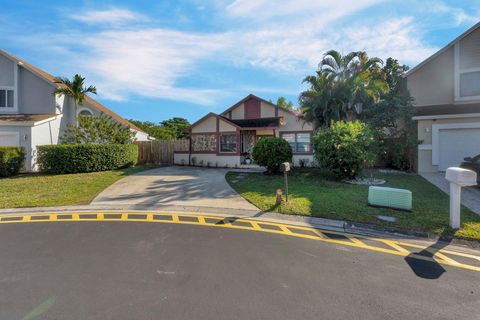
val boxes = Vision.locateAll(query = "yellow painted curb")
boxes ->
[1,212,480,272]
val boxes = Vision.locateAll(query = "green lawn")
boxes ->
[226,169,480,241]
[0,165,155,209]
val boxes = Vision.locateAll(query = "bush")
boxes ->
[37,144,138,174]
[0,146,25,177]
[313,121,376,180]
[252,137,292,173]
[60,114,136,144]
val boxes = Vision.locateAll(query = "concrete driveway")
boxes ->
[421,172,480,214]
[91,166,260,213]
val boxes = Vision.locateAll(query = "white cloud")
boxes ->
[226,0,383,21]
[432,2,479,26]
[7,3,443,106]
[69,8,146,25]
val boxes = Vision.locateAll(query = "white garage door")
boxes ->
[439,128,480,171]
[0,131,20,146]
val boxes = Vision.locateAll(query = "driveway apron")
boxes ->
[92,166,260,212]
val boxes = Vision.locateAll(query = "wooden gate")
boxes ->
[135,140,189,165]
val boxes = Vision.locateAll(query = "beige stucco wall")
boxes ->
[191,115,217,133]
[277,109,313,131]
[219,118,236,132]
[407,47,454,107]
[417,116,480,173]
[417,117,480,145]
[260,102,276,117]
[174,153,241,168]
[256,129,275,135]
[231,103,244,119]
[460,27,480,70]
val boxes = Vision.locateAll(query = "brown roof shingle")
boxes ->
[0,114,57,122]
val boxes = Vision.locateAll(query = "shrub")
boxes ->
[60,114,136,144]
[0,146,25,177]
[37,144,138,174]
[313,121,376,180]
[252,137,292,173]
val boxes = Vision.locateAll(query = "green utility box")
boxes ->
[368,186,412,211]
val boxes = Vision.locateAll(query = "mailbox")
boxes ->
[445,167,477,186]
[280,162,291,172]
[445,167,477,229]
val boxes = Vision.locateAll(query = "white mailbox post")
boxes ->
[445,167,477,228]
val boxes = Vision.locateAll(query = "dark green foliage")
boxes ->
[0,146,25,177]
[37,144,138,174]
[61,114,135,144]
[127,120,176,140]
[128,117,191,140]
[276,97,294,110]
[160,117,190,139]
[252,137,292,173]
[313,121,376,180]
[362,58,419,171]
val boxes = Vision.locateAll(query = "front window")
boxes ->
[0,89,14,108]
[281,133,296,151]
[460,71,480,97]
[281,132,311,153]
[220,134,237,153]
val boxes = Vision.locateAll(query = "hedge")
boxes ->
[37,144,138,174]
[0,146,25,177]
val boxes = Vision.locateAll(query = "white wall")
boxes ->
[174,153,241,167]
[30,117,62,171]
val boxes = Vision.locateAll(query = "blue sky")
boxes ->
[1,0,479,123]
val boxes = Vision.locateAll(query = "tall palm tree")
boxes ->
[54,74,97,124]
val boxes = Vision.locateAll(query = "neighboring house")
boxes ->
[174,94,314,167]
[0,49,149,171]
[406,21,480,173]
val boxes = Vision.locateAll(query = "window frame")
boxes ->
[280,132,312,154]
[0,87,15,109]
[219,134,237,153]
[77,107,93,116]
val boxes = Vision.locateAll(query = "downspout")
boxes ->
[188,128,192,166]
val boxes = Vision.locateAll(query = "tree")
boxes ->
[54,74,97,123]
[361,58,419,170]
[128,120,176,140]
[299,50,388,128]
[160,117,190,139]
[60,114,135,144]
[276,97,294,110]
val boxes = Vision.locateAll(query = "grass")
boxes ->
[226,169,480,241]
[0,165,155,209]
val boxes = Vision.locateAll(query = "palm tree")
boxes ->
[300,50,388,128]
[54,74,97,124]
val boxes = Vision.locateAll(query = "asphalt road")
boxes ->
[0,221,479,320]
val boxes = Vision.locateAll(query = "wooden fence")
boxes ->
[135,139,189,165]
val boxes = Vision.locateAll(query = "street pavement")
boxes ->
[0,219,479,320]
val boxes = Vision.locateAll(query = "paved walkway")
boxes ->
[420,172,480,214]
[92,166,261,213]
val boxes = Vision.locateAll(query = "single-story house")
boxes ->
[406,21,480,173]
[174,94,314,168]
[0,49,150,171]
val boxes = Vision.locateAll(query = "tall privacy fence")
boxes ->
[135,140,189,165]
